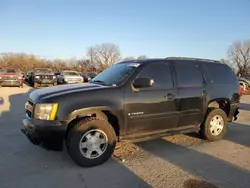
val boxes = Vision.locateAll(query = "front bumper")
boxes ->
[21,117,67,151]
[65,80,83,84]
[34,79,56,85]
[0,80,23,86]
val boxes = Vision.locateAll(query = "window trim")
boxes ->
[132,62,174,91]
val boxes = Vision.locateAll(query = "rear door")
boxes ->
[172,60,206,127]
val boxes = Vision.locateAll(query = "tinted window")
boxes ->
[136,62,173,89]
[204,63,238,85]
[174,61,203,87]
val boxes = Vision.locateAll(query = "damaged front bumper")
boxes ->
[21,117,67,151]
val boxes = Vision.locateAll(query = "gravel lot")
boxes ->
[1,85,250,188]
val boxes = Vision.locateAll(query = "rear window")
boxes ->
[204,63,238,85]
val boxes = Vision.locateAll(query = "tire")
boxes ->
[199,108,228,141]
[19,83,23,88]
[34,82,39,88]
[67,117,116,167]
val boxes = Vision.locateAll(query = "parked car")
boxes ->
[24,71,31,82]
[29,68,57,88]
[79,72,91,82]
[239,80,250,95]
[87,72,97,80]
[22,57,240,167]
[0,68,23,87]
[57,71,83,84]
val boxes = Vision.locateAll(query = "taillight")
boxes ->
[0,76,2,80]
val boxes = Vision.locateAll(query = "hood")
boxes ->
[34,72,55,76]
[29,83,107,102]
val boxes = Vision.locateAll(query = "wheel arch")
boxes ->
[207,98,231,117]
[65,107,121,140]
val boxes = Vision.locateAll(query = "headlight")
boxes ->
[34,103,58,120]
[53,76,56,79]
[35,76,40,79]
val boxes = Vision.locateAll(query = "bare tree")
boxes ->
[220,58,237,73]
[123,56,135,61]
[87,43,121,68]
[228,40,250,76]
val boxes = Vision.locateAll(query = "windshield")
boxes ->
[2,69,20,74]
[64,72,79,76]
[91,62,139,86]
[34,68,52,73]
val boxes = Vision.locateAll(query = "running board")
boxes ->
[122,126,200,143]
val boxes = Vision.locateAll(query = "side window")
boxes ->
[204,63,237,85]
[136,62,173,89]
[174,61,204,87]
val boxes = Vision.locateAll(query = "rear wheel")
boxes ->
[199,108,228,141]
[66,117,116,167]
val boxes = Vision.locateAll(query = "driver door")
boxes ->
[125,61,179,135]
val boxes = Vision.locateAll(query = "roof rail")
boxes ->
[166,57,219,63]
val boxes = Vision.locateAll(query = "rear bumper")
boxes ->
[228,104,239,122]
[21,117,67,151]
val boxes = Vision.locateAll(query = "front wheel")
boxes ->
[34,82,39,88]
[67,117,116,167]
[199,108,228,141]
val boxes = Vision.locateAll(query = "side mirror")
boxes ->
[133,77,154,88]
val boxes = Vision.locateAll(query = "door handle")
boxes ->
[165,93,175,100]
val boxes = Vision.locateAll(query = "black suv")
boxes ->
[22,57,240,167]
[29,68,57,88]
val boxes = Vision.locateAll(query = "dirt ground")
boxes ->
[1,85,250,188]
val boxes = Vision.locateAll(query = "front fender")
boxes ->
[67,106,116,122]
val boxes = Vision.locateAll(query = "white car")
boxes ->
[57,71,83,84]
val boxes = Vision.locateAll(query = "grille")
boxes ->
[40,75,53,80]
[28,100,34,106]
[25,100,34,119]
[1,75,18,80]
